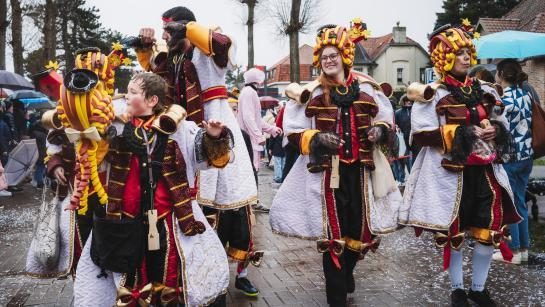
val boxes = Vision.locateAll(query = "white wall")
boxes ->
[267,81,311,97]
[371,45,429,91]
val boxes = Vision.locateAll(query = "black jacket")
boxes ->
[29,121,48,162]
[269,134,285,157]
[395,106,412,151]
[3,112,17,140]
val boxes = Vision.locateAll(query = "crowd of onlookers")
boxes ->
[0,99,48,196]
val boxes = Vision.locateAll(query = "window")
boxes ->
[397,68,403,84]
[311,67,320,77]
[267,68,276,80]
[420,68,425,83]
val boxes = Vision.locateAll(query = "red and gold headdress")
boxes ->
[429,19,480,78]
[56,44,126,214]
[312,18,370,68]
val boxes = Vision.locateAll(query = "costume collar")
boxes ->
[132,115,156,130]
[443,74,473,88]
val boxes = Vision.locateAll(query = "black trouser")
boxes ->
[281,143,299,181]
[203,206,252,255]
[77,193,100,245]
[323,162,363,306]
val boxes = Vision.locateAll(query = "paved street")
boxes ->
[1,166,545,306]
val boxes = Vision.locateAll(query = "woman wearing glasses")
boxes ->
[270,23,402,306]
[399,21,520,306]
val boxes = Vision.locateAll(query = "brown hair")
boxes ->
[131,72,167,114]
[497,59,528,87]
[474,69,495,83]
[318,48,351,106]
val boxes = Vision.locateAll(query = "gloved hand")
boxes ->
[179,216,206,236]
[310,132,342,157]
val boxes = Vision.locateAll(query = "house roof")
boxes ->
[478,18,521,33]
[358,33,427,61]
[477,0,545,34]
[505,0,545,20]
[269,44,314,69]
[354,44,375,65]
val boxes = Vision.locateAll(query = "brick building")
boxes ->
[265,44,316,98]
[477,0,545,103]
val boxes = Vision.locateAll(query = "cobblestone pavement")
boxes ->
[1,167,545,306]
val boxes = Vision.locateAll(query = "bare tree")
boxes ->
[0,0,8,69]
[43,0,56,61]
[236,0,259,68]
[10,0,23,74]
[270,0,319,82]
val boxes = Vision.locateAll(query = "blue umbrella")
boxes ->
[474,30,545,59]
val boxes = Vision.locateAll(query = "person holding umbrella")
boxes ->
[492,59,534,265]
[2,100,17,141]
[0,103,14,166]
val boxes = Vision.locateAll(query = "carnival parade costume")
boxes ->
[398,21,521,306]
[25,46,127,279]
[26,45,231,306]
[133,7,263,297]
[269,21,403,306]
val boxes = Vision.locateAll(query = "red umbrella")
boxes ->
[259,96,279,109]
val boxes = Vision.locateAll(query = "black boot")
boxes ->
[346,273,355,294]
[468,288,497,307]
[451,289,469,307]
[235,276,259,297]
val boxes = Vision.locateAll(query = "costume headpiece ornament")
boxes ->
[429,19,480,78]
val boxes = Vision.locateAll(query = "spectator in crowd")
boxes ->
[268,104,286,183]
[0,160,9,197]
[395,94,418,170]
[236,68,281,171]
[493,59,534,265]
[228,91,257,183]
[28,111,48,188]
[0,106,13,166]
[475,68,496,83]
[262,107,277,167]
[0,103,12,197]
[392,125,408,185]
[276,102,300,182]
[13,101,28,139]
[3,100,17,141]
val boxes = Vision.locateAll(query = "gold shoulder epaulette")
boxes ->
[407,82,444,103]
[285,79,321,104]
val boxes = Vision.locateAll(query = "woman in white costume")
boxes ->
[270,22,403,306]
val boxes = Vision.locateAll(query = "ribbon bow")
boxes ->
[65,127,102,143]
[116,283,153,307]
[491,225,511,248]
[160,286,184,305]
[434,232,465,250]
[362,237,381,253]
[247,250,264,267]
[316,239,345,256]
[317,239,346,270]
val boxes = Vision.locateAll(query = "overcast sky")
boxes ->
[6,0,445,71]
